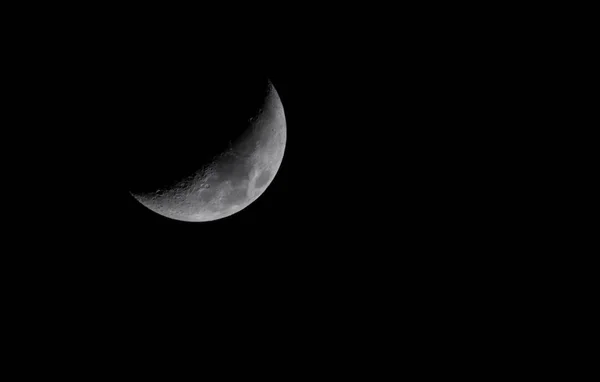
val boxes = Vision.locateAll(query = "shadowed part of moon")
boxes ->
[130,78,286,222]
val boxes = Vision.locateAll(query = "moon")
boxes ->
[129,79,286,222]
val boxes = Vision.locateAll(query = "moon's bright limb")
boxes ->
[130,80,286,222]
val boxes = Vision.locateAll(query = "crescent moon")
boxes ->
[130,79,286,222]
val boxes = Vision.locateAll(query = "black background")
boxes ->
[21,15,390,283]
[2,5,567,369]
[6,5,512,341]
[14,11,466,280]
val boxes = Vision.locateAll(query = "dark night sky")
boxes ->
[26,19,443,262]
[11,8,481,307]
[2,6,549,363]
[54,28,359,269]
[2,8,529,356]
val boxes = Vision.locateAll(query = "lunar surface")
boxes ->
[129,79,286,222]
